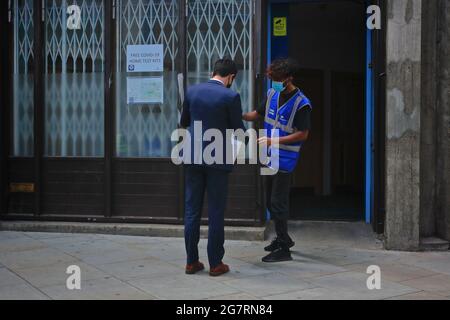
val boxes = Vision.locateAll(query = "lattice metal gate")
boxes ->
[3,0,261,225]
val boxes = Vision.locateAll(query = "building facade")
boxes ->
[0,0,449,251]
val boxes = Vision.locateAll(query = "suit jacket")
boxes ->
[180,79,246,172]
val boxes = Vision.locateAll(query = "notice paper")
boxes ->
[127,44,164,73]
[127,77,164,104]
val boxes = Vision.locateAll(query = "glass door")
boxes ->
[186,0,258,221]
[44,0,105,157]
[115,0,182,158]
[41,0,106,216]
[187,0,254,114]
[12,0,35,157]
[6,0,260,223]
[111,0,184,220]
[7,0,36,216]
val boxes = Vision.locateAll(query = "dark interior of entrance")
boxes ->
[271,1,366,221]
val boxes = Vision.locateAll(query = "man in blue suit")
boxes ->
[180,58,245,277]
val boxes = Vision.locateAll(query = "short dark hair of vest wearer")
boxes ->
[213,57,239,77]
[267,58,301,81]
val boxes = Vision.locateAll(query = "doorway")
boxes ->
[268,0,367,221]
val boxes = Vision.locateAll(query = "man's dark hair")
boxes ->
[213,58,238,77]
[267,58,300,80]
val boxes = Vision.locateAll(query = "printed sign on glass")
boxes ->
[127,77,164,104]
[127,45,164,73]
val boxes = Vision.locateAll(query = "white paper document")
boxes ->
[127,77,164,104]
[126,44,164,73]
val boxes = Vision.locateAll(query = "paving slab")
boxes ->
[287,222,384,250]
[399,254,450,276]
[344,262,438,282]
[261,287,366,300]
[400,274,450,297]
[0,231,27,241]
[256,258,348,280]
[13,262,110,288]
[223,272,316,298]
[40,277,155,300]
[207,293,261,300]
[95,258,182,281]
[0,283,50,300]
[202,262,275,282]
[0,268,29,288]
[0,247,78,270]
[41,238,130,256]
[130,242,189,262]
[235,254,348,280]
[43,239,147,265]
[221,242,267,259]
[101,234,167,246]
[24,232,101,240]
[77,250,145,266]
[296,247,403,267]
[386,291,450,300]
[128,274,240,300]
[0,237,48,253]
[306,271,420,299]
[37,234,108,247]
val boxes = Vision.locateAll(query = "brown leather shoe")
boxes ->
[209,263,230,277]
[185,261,205,275]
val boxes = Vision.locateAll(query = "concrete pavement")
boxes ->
[0,222,449,300]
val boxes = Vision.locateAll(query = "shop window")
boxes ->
[115,0,180,158]
[44,0,105,157]
[187,0,254,114]
[12,0,34,157]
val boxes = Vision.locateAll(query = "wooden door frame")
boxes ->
[109,0,187,222]
[34,0,44,217]
[104,0,113,218]
[0,1,9,215]
[33,0,112,218]
[254,0,270,224]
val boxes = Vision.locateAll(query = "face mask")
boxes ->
[272,80,286,92]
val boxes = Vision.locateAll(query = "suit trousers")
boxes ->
[184,165,229,268]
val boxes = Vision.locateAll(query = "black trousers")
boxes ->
[265,171,293,245]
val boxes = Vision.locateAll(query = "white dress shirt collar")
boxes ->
[210,78,225,86]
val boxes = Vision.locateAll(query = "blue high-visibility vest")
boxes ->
[263,88,312,173]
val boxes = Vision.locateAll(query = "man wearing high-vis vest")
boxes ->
[243,58,312,263]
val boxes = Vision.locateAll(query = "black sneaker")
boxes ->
[264,238,295,252]
[264,238,281,252]
[262,248,293,263]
